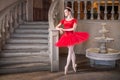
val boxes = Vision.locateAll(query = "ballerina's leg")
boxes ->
[71,47,77,72]
[64,46,73,74]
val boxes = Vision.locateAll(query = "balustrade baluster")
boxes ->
[104,0,107,20]
[22,1,27,21]
[71,0,74,14]
[6,14,9,28]
[0,21,2,38]
[73,0,78,19]
[64,0,67,7]
[10,11,14,33]
[2,19,5,33]
[97,0,100,20]
[17,5,20,24]
[118,0,120,20]
[78,0,80,20]
[14,6,18,27]
[1,19,5,46]
[80,1,85,20]
[84,1,87,20]
[17,4,20,24]
[111,0,114,20]
[0,21,2,52]
[90,1,93,20]
[6,14,10,39]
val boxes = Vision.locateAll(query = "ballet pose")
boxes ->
[55,7,89,75]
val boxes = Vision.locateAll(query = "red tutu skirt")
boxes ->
[55,31,89,47]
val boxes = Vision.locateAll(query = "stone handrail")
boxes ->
[0,0,27,52]
[48,0,63,72]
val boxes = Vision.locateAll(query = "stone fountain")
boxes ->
[86,23,120,68]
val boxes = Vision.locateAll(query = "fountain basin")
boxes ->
[86,48,120,68]
[95,37,114,43]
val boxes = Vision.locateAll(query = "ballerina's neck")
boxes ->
[65,18,74,21]
[65,15,73,21]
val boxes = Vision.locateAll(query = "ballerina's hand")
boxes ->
[59,28,63,34]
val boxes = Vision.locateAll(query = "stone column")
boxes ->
[50,29,59,72]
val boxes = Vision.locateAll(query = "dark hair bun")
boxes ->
[65,7,72,12]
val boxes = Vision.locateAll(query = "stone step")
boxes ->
[15,29,48,34]
[24,21,49,25]
[6,38,48,44]
[19,24,48,29]
[0,62,50,68]
[0,55,50,66]
[0,62,50,74]
[11,34,48,39]
[1,50,49,58]
[0,22,51,74]
[2,49,48,53]
[4,44,48,50]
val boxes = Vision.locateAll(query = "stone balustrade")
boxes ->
[65,0,120,20]
[0,0,27,52]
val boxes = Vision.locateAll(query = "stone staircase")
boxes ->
[0,22,50,74]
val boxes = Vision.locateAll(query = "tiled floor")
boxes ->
[0,54,120,80]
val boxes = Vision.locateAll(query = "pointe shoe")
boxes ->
[73,64,77,72]
[64,66,68,75]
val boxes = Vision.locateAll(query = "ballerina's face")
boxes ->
[64,9,70,17]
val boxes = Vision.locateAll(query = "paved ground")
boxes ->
[0,54,120,80]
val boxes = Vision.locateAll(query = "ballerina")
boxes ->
[55,7,89,75]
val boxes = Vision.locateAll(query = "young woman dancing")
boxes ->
[55,7,89,75]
